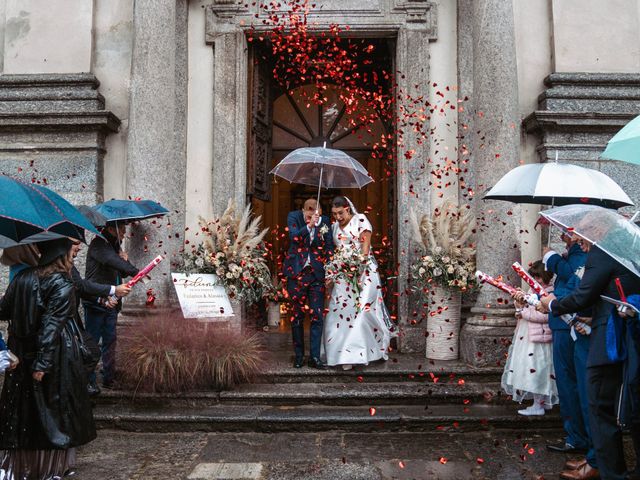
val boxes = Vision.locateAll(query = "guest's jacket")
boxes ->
[283,210,334,282]
[0,269,96,449]
[544,243,586,331]
[551,246,640,367]
[71,265,111,325]
[84,230,138,311]
[521,286,553,343]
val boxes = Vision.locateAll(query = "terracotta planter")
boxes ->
[426,285,462,360]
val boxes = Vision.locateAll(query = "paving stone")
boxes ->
[188,462,263,480]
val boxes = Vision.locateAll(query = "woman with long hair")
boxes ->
[0,238,96,479]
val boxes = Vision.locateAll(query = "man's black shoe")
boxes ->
[546,442,587,454]
[293,356,304,368]
[87,382,101,397]
[308,357,326,369]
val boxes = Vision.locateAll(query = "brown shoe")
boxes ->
[564,458,588,471]
[559,463,600,480]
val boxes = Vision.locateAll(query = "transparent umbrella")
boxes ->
[269,145,373,208]
[540,204,640,278]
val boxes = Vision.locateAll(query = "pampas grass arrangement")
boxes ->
[182,199,273,304]
[119,314,265,393]
[410,203,476,291]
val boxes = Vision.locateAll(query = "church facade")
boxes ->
[0,0,639,363]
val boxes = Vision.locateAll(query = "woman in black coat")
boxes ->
[0,238,96,479]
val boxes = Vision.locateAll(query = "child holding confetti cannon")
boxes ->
[501,261,558,416]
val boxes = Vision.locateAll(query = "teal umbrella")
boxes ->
[602,114,640,165]
[93,199,169,223]
[0,175,101,247]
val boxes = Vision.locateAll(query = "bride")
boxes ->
[324,196,396,369]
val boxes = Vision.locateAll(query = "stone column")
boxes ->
[209,30,249,215]
[396,25,433,353]
[125,0,188,309]
[458,0,521,366]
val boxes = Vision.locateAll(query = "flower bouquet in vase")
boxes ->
[410,203,476,360]
[181,200,275,328]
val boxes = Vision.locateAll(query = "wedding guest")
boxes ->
[542,232,590,455]
[84,221,138,390]
[0,244,40,353]
[503,261,558,415]
[324,196,395,370]
[283,198,334,369]
[0,238,96,479]
[545,236,597,475]
[1,244,39,282]
[68,239,132,396]
[539,236,640,480]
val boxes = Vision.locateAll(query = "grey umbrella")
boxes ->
[269,145,373,209]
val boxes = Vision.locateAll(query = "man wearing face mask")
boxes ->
[83,222,139,392]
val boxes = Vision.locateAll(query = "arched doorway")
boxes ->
[250,82,395,304]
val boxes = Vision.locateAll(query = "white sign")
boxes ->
[171,273,234,319]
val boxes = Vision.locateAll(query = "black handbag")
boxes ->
[70,318,100,374]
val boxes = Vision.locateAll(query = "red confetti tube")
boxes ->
[511,262,549,298]
[127,255,164,287]
[475,271,518,296]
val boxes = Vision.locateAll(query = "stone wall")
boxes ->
[0,73,120,291]
[524,73,640,211]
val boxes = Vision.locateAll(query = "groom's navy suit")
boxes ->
[284,210,334,362]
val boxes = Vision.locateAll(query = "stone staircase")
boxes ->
[93,332,562,434]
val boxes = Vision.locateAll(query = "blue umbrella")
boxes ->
[93,199,169,223]
[0,175,102,247]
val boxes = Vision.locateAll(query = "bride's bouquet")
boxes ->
[325,245,367,296]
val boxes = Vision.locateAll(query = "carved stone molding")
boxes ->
[206,0,437,38]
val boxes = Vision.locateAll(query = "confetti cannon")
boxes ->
[475,270,539,306]
[511,262,591,335]
[127,255,164,287]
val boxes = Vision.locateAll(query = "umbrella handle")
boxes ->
[316,166,323,215]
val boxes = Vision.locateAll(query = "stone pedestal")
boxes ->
[459,308,515,367]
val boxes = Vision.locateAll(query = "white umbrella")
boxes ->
[484,163,633,209]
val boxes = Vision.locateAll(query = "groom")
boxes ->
[284,198,334,369]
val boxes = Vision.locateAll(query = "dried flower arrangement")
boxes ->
[410,202,477,292]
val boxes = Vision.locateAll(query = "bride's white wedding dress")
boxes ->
[323,213,395,366]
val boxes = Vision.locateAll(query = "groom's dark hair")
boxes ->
[331,196,350,211]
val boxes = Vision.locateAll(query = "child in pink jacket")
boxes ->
[501,261,558,416]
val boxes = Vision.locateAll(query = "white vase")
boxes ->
[267,302,281,327]
[425,285,462,360]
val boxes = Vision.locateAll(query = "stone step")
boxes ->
[97,381,505,407]
[255,356,504,384]
[93,403,562,434]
